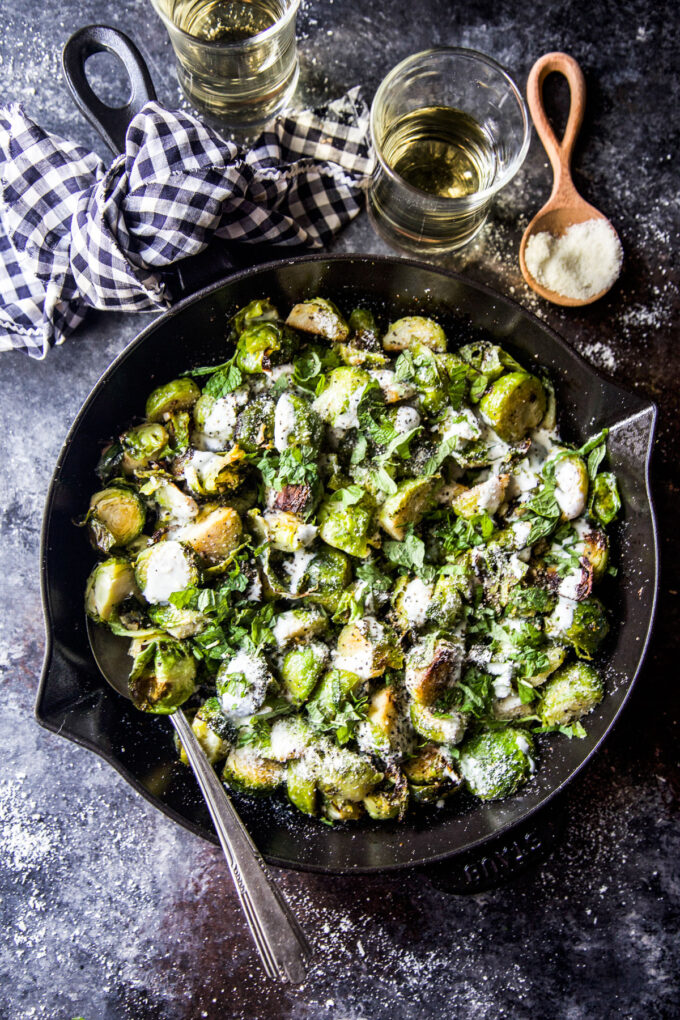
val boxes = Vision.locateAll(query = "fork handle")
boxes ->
[171,710,311,983]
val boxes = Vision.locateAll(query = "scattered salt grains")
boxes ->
[524,219,623,300]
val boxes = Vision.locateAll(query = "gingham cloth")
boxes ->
[0,88,373,359]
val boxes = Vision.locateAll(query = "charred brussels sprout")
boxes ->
[235,322,298,374]
[178,506,242,564]
[120,422,169,471]
[134,540,200,605]
[181,449,244,497]
[85,558,137,623]
[336,618,402,678]
[259,510,317,553]
[405,635,464,705]
[363,772,409,820]
[546,597,609,659]
[87,486,146,553]
[540,662,604,726]
[223,747,285,794]
[479,373,546,441]
[457,340,521,382]
[281,641,329,705]
[403,745,462,804]
[459,728,535,801]
[302,547,353,610]
[179,698,232,765]
[356,686,407,757]
[285,297,349,342]
[234,394,276,452]
[146,378,200,422]
[128,637,197,714]
[273,392,324,454]
[383,316,447,353]
[317,487,377,558]
[410,702,467,745]
[378,477,437,540]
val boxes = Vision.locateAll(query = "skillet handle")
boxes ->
[61,24,236,298]
[62,25,157,156]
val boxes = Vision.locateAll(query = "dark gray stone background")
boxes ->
[1,1,678,1018]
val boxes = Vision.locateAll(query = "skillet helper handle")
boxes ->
[526,52,586,205]
[61,24,234,297]
[171,710,311,984]
[62,25,157,156]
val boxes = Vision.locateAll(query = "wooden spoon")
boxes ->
[519,52,621,306]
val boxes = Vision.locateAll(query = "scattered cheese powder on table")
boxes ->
[525,218,623,300]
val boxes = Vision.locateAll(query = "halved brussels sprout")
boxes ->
[363,772,409,820]
[546,597,609,659]
[260,510,317,553]
[335,618,402,678]
[313,366,377,429]
[264,715,314,762]
[405,635,464,705]
[403,744,462,804]
[181,448,244,497]
[217,651,273,719]
[307,668,365,722]
[273,392,324,454]
[193,389,249,449]
[317,746,383,802]
[271,606,328,647]
[589,472,621,526]
[147,602,208,639]
[457,340,522,381]
[356,685,407,757]
[452,473,509,519]
[87,486,146,553]
[540,662,604,726]
[234,394,276,452]
[150,480,199,528]
[459,728,535,800]
[369,368,418,404]
[337,308,390,368]
[317,487,377,558]
[286,758,318,815]
[235,322,298,374]
[146,378,201,422]
[303,547,354,610]
[281,641,329,705]
[128,637,197,714]
[177,506,243,564]
[378,477,437,540]
[479,373,546,442]
[223,747,285,794]
[179,698,232,765]
[120,422,169,472]
[321,796,365,822]
[524,643,566,686]
[409,702,467,745]
[549,451,589,520]
[85,558,137,623]
[382,316,447,353]
[427,574,463,631]
[393,576,434,632]
[232,298,279,335]
[285,298,349,342]
[134,540,200,605]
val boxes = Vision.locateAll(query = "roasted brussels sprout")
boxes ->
[410,702,467,745]
[217,651,273,718]
[234,393,276,452]
[378,477,437,540]
[181,448,244,497]
[146,378,201,423]
[405,635,464,705]
[313,366,377,429]
[87,486,146,553]
[321,796,365,822]
[232,298,279,335]
[301,547,353,610]
[177,505,243,564]
[235,322,298,374]
[281,641,329,704]
[307,668,365,722]
[179,698,233,765]
[257,510,316,554]
[128,637,197,714]
[393,576,434,632]
[452,473,509,518]
[337,308,390,368]
[589,472,621,526]
[548,451,589,520]
[403,744,462,804]
[286,758,318,815]
[363,771,409,820]
[382,316,447,353]
[85,558,137,623]
[223,747,285,794]
[316,746,383,802]
[273,391,324,454]
[147,602,208,639]
[134,540,200,604]
[459,728,535,800]
[150,479,199,528]
[356,685,407,756]
[457,340,522,382]
[545,596,609,658]
[193,389,249,450]
[479,373,546,441]
[285,297,349,342]
[317,487,377,558]
[271,606,328,647]
[336,617,402,678]
[540,662,604,726]
[427,574,463,631]
[120,422,169,471]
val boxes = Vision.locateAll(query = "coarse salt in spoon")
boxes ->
[519,52,622,306]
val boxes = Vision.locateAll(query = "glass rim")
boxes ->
[370,46,531,207]
[149,0,300,50]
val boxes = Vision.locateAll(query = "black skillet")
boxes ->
[37,27,659,875]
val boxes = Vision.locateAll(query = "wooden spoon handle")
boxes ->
[526,52,586,204]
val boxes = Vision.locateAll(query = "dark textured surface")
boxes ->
[0,1,678,1018]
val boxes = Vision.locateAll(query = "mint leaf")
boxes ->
[205,362,243,398]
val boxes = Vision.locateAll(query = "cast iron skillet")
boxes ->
[37,28,658,874]
[37,251,658,873]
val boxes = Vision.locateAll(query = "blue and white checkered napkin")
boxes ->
[0,88,373,359]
